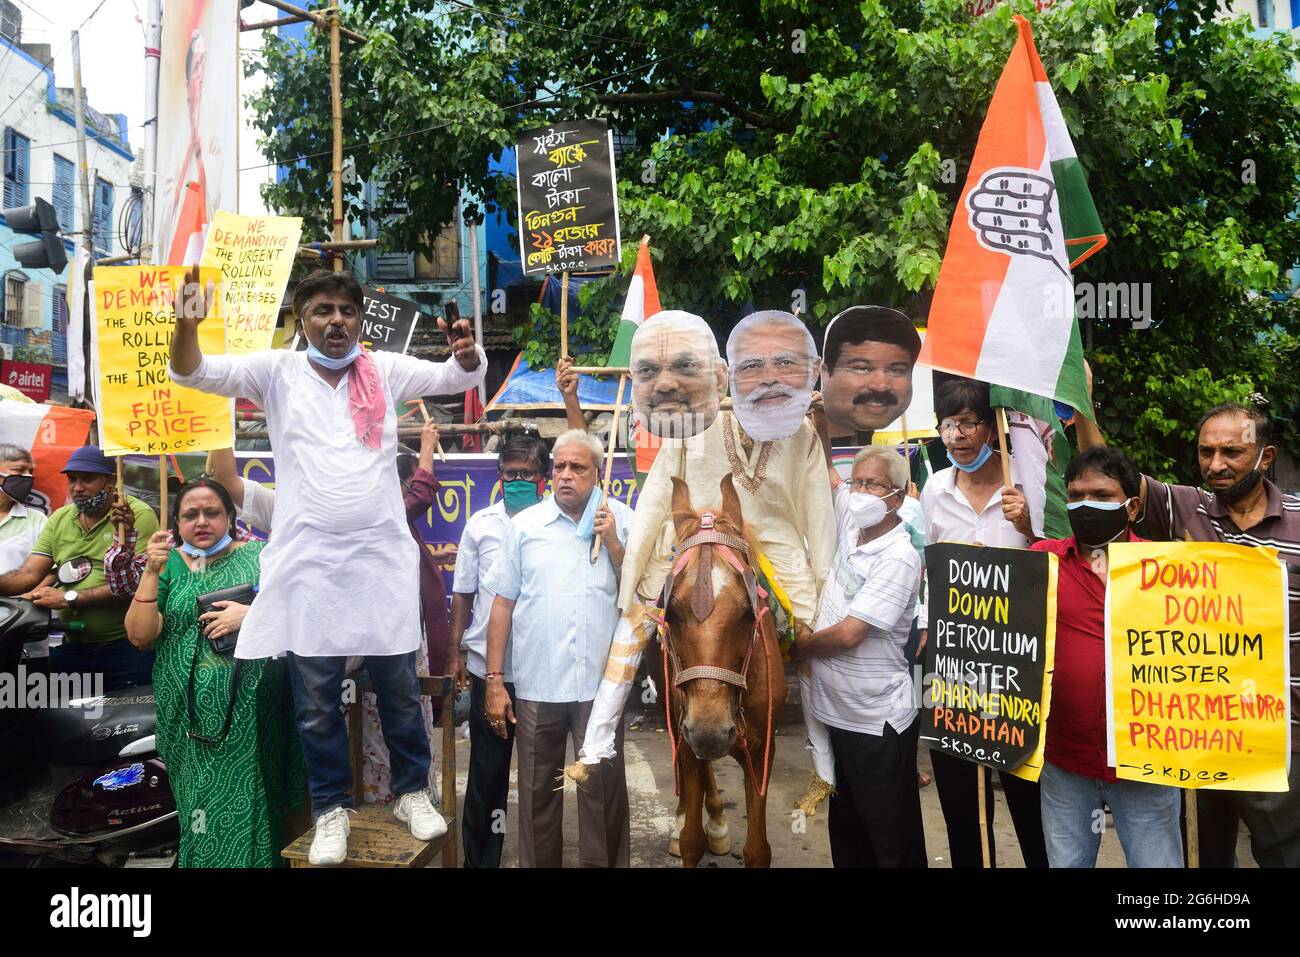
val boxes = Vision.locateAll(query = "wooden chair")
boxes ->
[282,673,459,868]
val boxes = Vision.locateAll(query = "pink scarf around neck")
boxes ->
[348,350,386,450]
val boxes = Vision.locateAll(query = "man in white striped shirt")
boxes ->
[791,446,924,867]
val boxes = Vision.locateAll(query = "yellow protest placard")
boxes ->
[200,211,302,354]
[1106,541,1290,792]
[94,265,233,456]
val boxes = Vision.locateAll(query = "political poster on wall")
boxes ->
[200,211,302,354]
[921,542,1058,780]
[516,119,622,275]
[1105,541,1291,792]
[153,0,238,266]
[93,265,233,456]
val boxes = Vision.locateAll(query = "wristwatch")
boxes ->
[63,590,78,606]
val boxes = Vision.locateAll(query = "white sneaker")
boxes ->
[394,788,447,842]
[308,806,353,865]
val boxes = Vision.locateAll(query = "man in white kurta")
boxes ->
[170,268,484,864]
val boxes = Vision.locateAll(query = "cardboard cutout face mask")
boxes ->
[822,305,921,436]
[630,310,727,439]
[727,310,821,441]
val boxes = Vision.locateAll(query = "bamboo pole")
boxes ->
[328,5,344,273]
[590,374,628,563]
[559,271,570,362]
[570,366,631,376]
[114,457,126,546]
[1186,790,1200,868]
[995,407,1014,488]
[158,455,169,528]
[411,399,445,461]
[977,766,991,868]
[260,0,365,41]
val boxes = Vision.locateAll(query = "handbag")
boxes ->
[195,583,258,655]
[186,583,257,745]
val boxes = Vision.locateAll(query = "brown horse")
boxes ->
[658,475,787,867]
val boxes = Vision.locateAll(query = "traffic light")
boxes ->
[3,197,67,274]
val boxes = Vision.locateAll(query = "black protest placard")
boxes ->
[359,287,422,354]
[920,543,1057,777]
[515,118,622,275]
[292,286,422,355]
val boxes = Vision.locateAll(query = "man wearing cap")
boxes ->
[822,306,922,438]
[0,445,159,690]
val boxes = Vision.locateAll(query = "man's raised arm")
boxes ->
[167,266,275,405]
[169,266,209,377]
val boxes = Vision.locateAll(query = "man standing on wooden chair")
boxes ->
[170,268,486,865]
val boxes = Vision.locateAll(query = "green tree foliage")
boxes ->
[249,0,1300,482]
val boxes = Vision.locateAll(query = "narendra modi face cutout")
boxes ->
[726,310,821,441]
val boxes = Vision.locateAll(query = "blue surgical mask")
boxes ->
[179,533,233,558]
[306,341,362,370]
[952,443,995,473]
[575,488,601,539]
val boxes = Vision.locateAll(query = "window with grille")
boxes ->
[414,220,461,282]
[53,156,75,232]
[4,273,25,327]
[92,179,113,256]
[3,128,29,209]
[53,286,68,335]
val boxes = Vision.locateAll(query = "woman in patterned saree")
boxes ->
[125,478,303,867]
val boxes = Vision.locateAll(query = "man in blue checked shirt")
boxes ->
[483,429,633,867]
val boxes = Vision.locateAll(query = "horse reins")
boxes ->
[650,512,776,798]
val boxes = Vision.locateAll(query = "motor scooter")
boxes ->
[0,597,178,866]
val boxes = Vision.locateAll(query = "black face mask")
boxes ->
[1067,499,1132,549]
[0,474,32,504]
[1210,448,1265,506]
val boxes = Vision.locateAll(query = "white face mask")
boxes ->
[848,490,896,529]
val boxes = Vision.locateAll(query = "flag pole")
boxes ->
[995,407,1014,488]
[591,374,628,563]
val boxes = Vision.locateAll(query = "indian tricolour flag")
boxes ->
[919,15,1106,418]
[0,399,97,511]
[611,236,664,482]
[608,235,660,367]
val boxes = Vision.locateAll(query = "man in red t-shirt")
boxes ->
[1030,447,1183,868]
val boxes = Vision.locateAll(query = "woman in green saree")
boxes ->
[125,478,303,867]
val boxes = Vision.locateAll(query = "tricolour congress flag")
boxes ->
[0,399,97,511]
[919,16,1106,419]
[608,235,660,368]
[611,235,663,483]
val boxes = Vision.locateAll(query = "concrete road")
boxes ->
[441,714,1254,868]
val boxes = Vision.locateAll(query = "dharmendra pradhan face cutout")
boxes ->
[630,310,727,439]
[822,305,922,436]
[726,310,822,441]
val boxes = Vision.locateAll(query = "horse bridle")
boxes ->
[652,512,769,690]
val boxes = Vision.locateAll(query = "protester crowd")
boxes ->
[3,267,1295,871]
